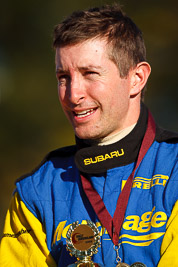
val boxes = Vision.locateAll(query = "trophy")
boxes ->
[66,220,102,267]
[66,220,146,267]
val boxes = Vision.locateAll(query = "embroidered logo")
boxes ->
[133,174,169,190]
[52,207,167,247]
[3,228,31,238]
[84,149,124,165]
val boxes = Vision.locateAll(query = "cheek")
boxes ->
[58,87,66,103]
[109,86,130,111]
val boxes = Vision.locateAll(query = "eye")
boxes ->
[84,71,99,78]
[85,71,98,75]
[57,74,70,86]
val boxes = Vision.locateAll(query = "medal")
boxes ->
[116,262,130,267]
[113,244,129,267]
[116,262,146,267]
[130,263,146,267]
[66,220,102,266]
[113,245,146,267]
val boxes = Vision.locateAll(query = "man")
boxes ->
[0,4,178,267]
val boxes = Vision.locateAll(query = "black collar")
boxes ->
[16,104,178,184]
[75,104,148,174]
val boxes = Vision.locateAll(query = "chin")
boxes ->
[75,133,94,140]
[74,124,110,140]
[75,130,103,141]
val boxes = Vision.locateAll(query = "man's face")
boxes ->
[55,38,134,140]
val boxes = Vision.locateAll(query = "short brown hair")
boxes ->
[53,4,146,79]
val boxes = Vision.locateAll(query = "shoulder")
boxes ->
[15,145,77,219]
[155,126,178,144]
[153,126,178,165]
[16,145,77,183]
[152,126,178,183]
[45,145,77,160]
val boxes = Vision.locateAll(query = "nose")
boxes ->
[68,73,85,104]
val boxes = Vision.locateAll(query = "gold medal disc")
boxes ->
[116,262,130,267]
[71,224,95,251]
[66,220,101,266]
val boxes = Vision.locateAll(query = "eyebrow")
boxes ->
[79,65,103,71]
[56,69,67,74]
[56,65,103,74]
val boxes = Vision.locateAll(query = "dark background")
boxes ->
[0,0,178,235]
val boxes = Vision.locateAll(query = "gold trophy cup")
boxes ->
[66,220,102,267]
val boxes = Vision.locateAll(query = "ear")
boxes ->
[130,62,151,97]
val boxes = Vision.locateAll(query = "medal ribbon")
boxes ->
[80,111,156,246]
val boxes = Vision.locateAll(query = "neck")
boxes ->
[84,123,136,146]
[74,103,149,174]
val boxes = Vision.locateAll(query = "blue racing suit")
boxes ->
[0,104,178,267]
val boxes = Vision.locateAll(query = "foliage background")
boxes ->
[0,0,178,235]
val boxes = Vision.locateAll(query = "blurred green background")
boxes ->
[0,0,178,235]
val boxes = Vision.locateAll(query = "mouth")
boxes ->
[73,108,97,118]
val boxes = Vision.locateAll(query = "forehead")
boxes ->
[55,38,110,69]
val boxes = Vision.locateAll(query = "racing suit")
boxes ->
[0,104,178,267]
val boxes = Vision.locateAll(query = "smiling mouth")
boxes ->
[74,108,96,118]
